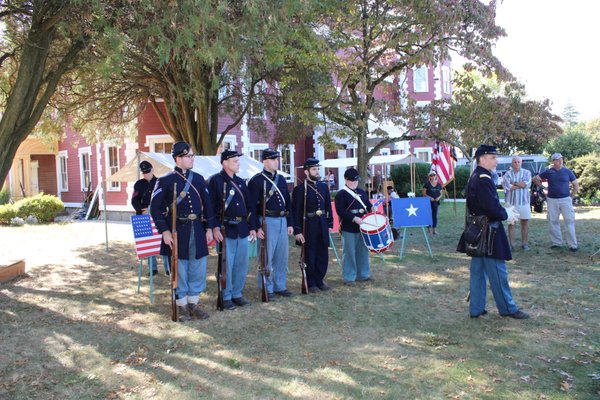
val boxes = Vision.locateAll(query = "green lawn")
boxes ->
[0,204,599,399]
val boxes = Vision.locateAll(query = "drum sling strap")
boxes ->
[341,186,369,211]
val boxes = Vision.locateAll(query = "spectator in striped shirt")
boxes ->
[502,156,532,251]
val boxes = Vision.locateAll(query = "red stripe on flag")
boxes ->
[432,142,454,186]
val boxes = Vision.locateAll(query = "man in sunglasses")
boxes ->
[150,142,216,322]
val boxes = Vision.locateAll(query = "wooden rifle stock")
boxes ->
[216,182,227,311]
[299,180,308,294]
[259,181,269,302]
[170,183,179,322]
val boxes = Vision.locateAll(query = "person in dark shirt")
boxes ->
[457,144,529,320]
[209,150,256,310]
[335,168,375,286]
[150,142,216,322]
[132,161,159,275]
[422,171,442,235]
[533,153,579,251]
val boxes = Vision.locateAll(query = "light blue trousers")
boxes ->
[257,217,290,293]
[176,227,207,304]
[469,256,518,316]
[224,236,249,300]
[341,231,370,283]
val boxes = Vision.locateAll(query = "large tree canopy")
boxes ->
[276,0,511,187]
[426,69,563,159]
[68,0,326,155]
[0,0,110,185]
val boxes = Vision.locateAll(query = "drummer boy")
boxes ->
[335,167,377,286]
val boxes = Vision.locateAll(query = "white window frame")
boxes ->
[248,143,269,161]
[414,146,432,163]
[222,134,238,152]
[441,65,451,94]
[413,66,429,93]
[78,147,92,192]
[57,150,68,192]
[146,134,174,153]
[277,144,295,183]
[105,145,120,191]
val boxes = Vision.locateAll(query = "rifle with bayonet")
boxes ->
[170,183,179,321]
[259,181,269,302]
[299,180,308,294]
[216,182,227,311]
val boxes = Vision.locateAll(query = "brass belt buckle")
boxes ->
[188,213,198,221]
[280,211,286,216]
[315,210,323,216]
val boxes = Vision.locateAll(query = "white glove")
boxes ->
[504,205,520,225]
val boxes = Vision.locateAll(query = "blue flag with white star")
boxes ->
[390,197,432,227]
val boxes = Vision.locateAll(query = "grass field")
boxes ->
[0,203,599,399]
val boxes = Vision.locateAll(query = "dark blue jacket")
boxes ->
[247,170,292,229]
[207,170,251,239]
[150,167,216,260]
[457,166,511,260]
[131,176,157,215]
[291,180,333,247]
[335,186,373,233]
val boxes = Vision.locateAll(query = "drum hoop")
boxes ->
[360,212,389,234]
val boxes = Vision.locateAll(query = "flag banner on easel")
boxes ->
[131,214,162,258]
[391,197,432,227]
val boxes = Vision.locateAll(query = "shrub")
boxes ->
[568,152,600,201]
[13,193,65,223]
[0,187,10,205]
[390,163,471,199]
[0,204,18,225]
[390,163,431,197]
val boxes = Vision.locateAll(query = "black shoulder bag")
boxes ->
[460,176,490,257]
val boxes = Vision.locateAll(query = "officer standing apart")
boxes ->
[248,148,294,300]
[131,160,160,275]
[150,142,215,322]
[209,150,256,310]
[292,158,333,293]
[457,144,529,320]
[533,153,578,251]
[335,168,375,286]
[501,156,532,251]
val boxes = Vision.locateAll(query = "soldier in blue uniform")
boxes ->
[150,142,216,322]
[209,150,256,310]
[335,168,376,286]
[131,160,160,275]
[457,144,530,320]
[248,148,294,300]
[291,157,333,293]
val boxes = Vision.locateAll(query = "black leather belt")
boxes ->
[265,210,288,217]
[224,216,245,224]
[306,210,325,218]
[349,208,366,214]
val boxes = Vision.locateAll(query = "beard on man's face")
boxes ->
[307,170,320,181]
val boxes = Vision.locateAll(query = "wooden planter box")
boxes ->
[0,260,26,283]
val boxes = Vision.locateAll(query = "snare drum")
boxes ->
[360,213,394,253]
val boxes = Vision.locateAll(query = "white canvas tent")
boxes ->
[319,153,413,168]
[108,151,289,182]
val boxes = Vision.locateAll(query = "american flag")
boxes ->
[131,214,162,258]
[431,141,455,186]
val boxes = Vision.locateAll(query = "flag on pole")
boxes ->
[431,141,455,186]
[131,214,162,258]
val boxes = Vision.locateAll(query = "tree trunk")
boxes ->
[0,25,53,185]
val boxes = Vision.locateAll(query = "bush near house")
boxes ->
[568,152,600,205]
[0,187,10,205]
[0,203,18,224]
[0,194,64,224]
[390,164,471,199]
